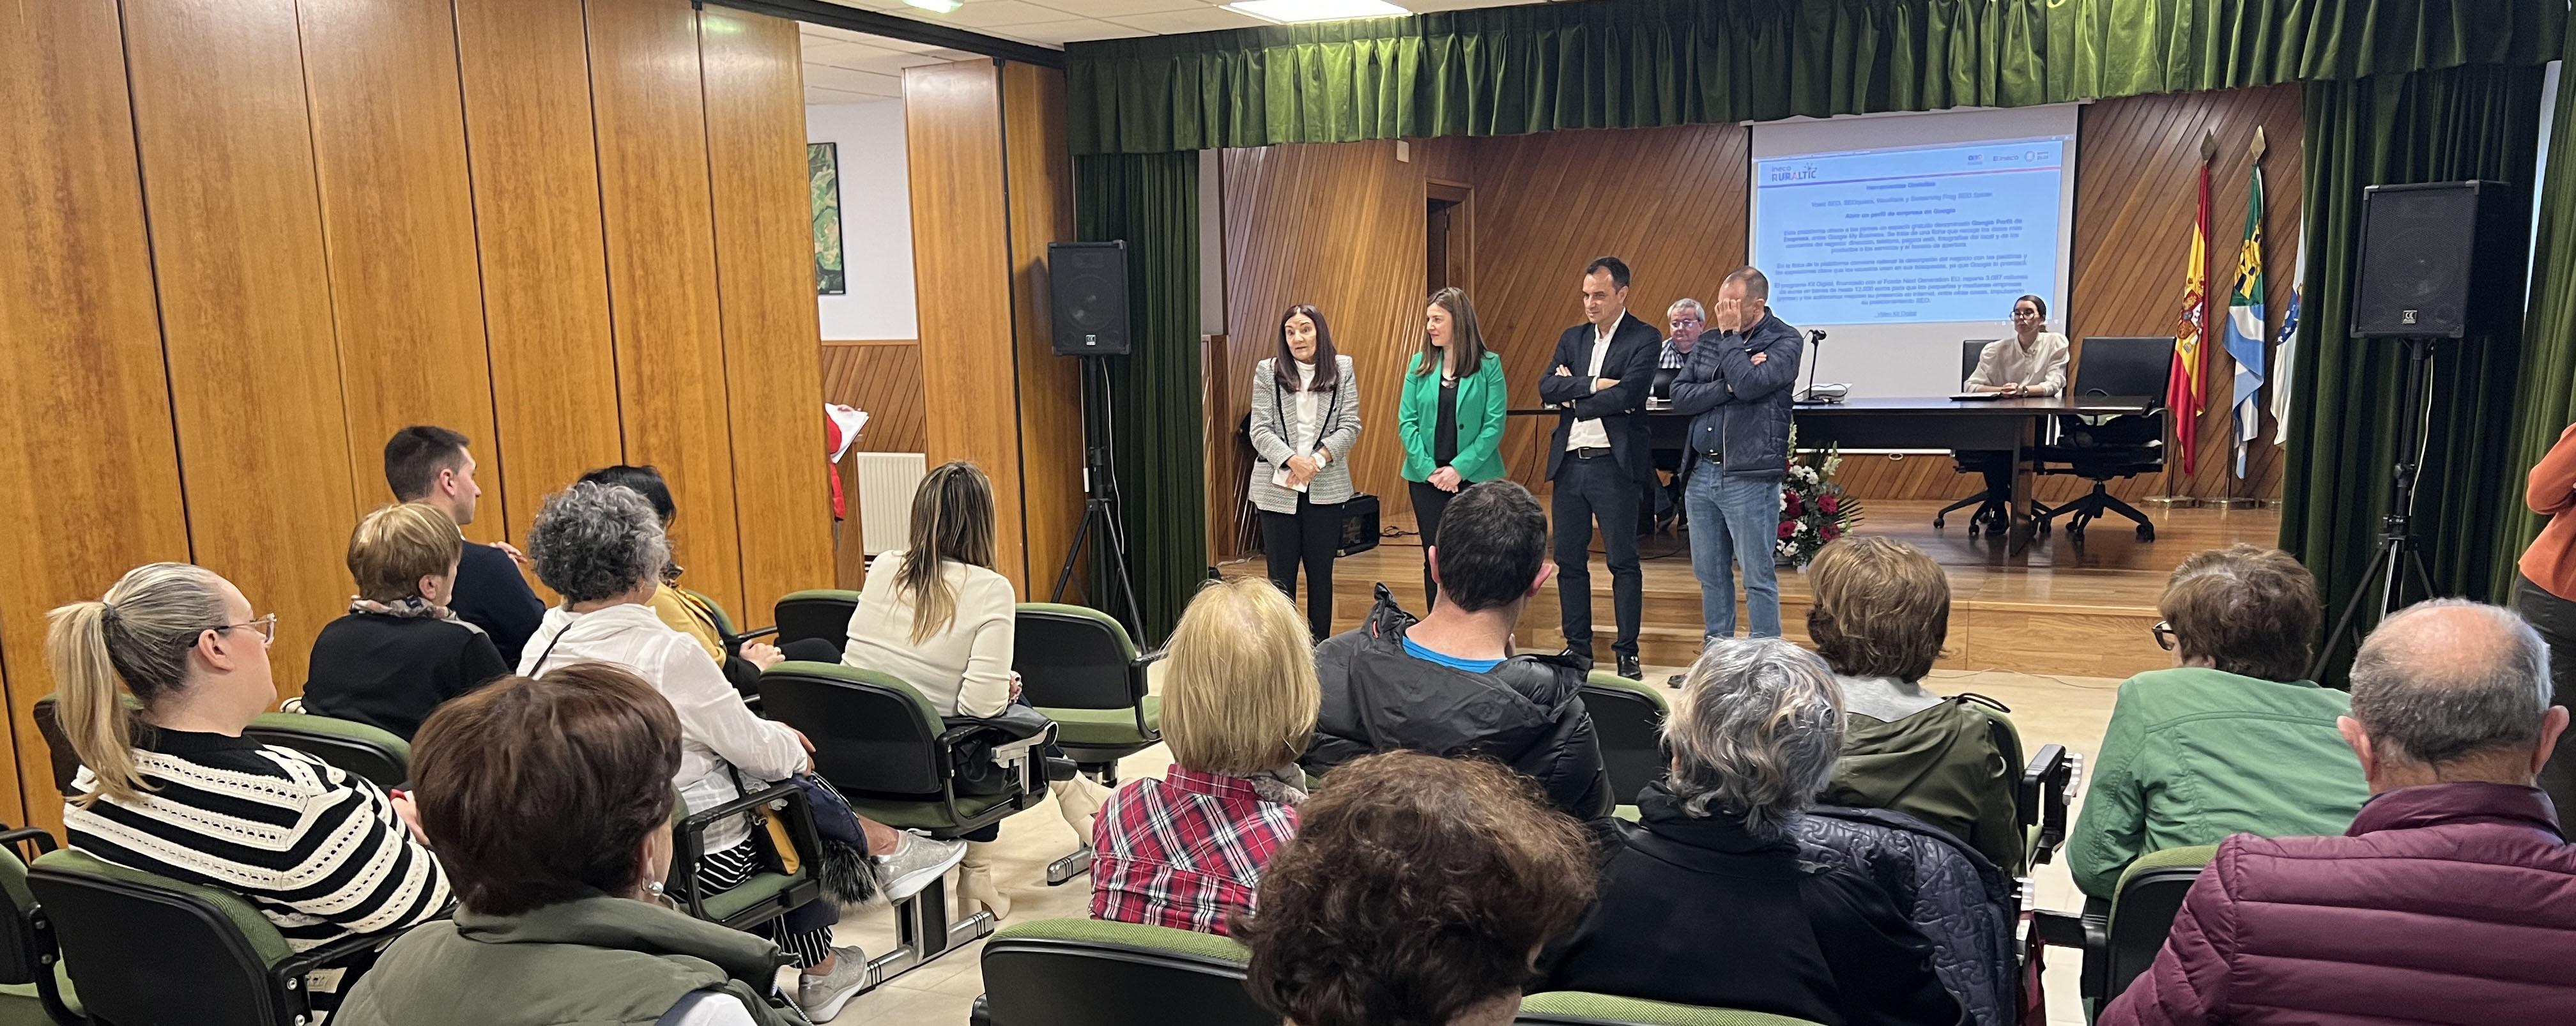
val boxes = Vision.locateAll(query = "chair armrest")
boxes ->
[1135,646,1168,667]
[2020,744,2081,866]
[275,923,414,980]
[736,626,779,643]
[2029,907,2103,951]
[671,781,821,919]
[0,827,57,862]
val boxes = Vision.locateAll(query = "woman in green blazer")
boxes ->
[1398,287,1510,606]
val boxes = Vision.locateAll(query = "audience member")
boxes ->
[385,425,542,666]
[842,460,1103,919]
[303,503,510,739]
[1236,751,1595,1026]
[49,562,450,1015]
[2069,544,2368,898]
[1542,639,1960,1026]
[576,465,783,690]
[521,481,956,1021]
[1303,480,1614,833]
[1092,577,1316,935]
[337,665,804,1026]
[2101,600,2576,1024]
[1807,537,2020,871]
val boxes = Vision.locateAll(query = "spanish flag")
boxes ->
[2170,162,2211,476]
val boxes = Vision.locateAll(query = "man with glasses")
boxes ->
[1648,300,1712,533]
[2067,544,2370,899]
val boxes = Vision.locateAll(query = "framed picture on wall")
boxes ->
[810,142,846,296]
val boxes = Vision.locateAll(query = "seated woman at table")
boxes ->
[1965,295,2069,397]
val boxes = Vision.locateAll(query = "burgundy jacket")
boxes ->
[2099,781,2576,1025]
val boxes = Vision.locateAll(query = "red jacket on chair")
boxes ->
[2099,781,2576,1025]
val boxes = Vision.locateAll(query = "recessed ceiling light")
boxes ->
[1223,0,1409,24]
[904,0,961,12]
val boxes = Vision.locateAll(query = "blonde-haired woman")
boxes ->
[1398,287,1510,607]
[50,563,451,1015]
[305,503,511,739]
[843,460,1109,917]
[1091,576,1317,935]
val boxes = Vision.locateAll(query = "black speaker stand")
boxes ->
[1050,355,1148,640]
[2308,335,2441,680]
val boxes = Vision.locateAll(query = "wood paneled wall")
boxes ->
[0,0,825,832]
[822,340,927,587]
[1213,91,2303,541]
[900,59,1082,595]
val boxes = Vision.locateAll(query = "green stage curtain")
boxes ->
[1074,150,1204,643]
[1065,0,2561,155]
[2497,37,2576,597]
[2277,63,2543,682]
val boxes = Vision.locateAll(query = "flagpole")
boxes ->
[2147,130,2218,508]
[2214,127,2268,509]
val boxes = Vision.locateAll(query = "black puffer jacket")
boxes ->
[1304,586,1615,834]
[1798,806,2014,1026]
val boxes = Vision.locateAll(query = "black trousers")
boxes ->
[1552,452,1643,664]
[1409,480,1458,609]
[2511,574,2576,816]
[1262,493,1342,639]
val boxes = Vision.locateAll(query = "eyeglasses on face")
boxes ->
[2150,620,2177,651]
[216,613,278,647]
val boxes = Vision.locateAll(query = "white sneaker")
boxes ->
[874,831,967,903]
[795,944,872,1022]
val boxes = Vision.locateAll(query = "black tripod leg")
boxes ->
[1052,503,1096,603]
[2312,546,2396,682]
[2404,541,2438,606]
[1097,498,1148,638]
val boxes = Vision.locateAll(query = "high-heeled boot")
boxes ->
[956,840,1011,921]
[1056,773,1112,845]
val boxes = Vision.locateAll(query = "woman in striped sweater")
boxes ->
[49,562,451,1013]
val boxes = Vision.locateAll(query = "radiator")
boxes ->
[852,452,927,554]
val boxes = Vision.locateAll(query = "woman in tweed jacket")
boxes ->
[1248,304,1363,639]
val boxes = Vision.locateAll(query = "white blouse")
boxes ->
[1966,332,2071,395]
[843,551,1018,717]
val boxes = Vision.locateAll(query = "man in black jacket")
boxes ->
[1668,266,1804,646]
[384,425,545,666]
[1537,257,1662,679]
[1303,480,1616,837]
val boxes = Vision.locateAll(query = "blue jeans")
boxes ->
[1685,462,1782,640]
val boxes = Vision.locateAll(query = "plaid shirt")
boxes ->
[1089,767,1300,936]
[1660,337,1694,369]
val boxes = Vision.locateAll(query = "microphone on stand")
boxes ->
[1796,328,1846,403]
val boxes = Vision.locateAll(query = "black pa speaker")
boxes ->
[1049,240,1131,355]
[2350,180,2515,339]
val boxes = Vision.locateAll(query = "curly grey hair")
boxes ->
[1666,638,1844,837]
[527,482,670,604]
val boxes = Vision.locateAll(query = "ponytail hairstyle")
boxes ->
[897,461,998,645]
[48,563,231,807]
[1417,287,1490,379]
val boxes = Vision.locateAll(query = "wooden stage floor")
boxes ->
[1221,498,2283,679]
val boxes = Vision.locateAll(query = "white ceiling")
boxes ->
[801,0,1541,100]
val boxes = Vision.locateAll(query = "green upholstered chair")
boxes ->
[2032,843,2216,1016]
[772,589,862,652]
[245,712,413,790]
[29,848,394,1026]
[1581,671,1670,808]
[1517,993,1828,1025]
[1012,603,1162,783]
[682,587,784,705]
[973,918,1273,1026]
[0,829,77,1026]
[758,661,1052,992]
[666,784,824,935]
[1976,702,2080,875]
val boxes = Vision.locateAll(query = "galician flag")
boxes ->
[2224,165,2267,478]
[2170,161,2211,477]
[2271,247,2304,446]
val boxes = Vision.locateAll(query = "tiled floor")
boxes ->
[808,664,2123,1026]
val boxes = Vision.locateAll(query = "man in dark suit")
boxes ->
[1537,256,1660,679]
[383,425,545,666]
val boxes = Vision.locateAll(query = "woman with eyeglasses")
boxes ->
[2066,544,2368,899]
[1964,295,2069,397]
[49,562,452,1016]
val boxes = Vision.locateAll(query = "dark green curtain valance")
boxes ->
[1066,0,2561,155]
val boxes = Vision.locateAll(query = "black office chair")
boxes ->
[0,828,77,1026]
[1580,672,1668,809]
[1934,340,2017,536]
[773,588,861,654]
[972,918,1273,1026]
[2034,336,2172,542]
[760,661,1053,990]
[243,711,411,788]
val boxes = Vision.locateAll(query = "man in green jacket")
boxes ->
[2069,546,2370,898]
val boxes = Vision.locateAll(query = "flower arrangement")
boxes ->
[1776,425,1862,567]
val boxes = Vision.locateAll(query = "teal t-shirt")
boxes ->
[1402,636,1503,673]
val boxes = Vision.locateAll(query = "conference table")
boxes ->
[1509,394,2159,555]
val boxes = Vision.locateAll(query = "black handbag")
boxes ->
[942,705,1054,796]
